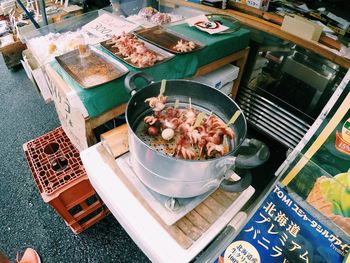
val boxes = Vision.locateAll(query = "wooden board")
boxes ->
[229,2,341,51]
[100,124,129,158]
[161,0,350,69]
[0,40,26,69]
[45,65,89,151]
[96,135,242,250]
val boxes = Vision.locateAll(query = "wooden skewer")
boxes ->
[192,112,205,131]
[160,79,166,95]
[174,99,179,109]
[226,110,241,126]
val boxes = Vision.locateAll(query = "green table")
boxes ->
[51,23,250,118]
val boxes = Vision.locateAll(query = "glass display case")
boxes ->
[22,8,140,66]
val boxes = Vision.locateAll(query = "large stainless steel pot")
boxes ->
[124,72,268,198]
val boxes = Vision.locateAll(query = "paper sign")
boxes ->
[186,14,229,34]
[47,69,88,151]
[82,13,138,40]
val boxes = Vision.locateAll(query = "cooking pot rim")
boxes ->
[125,79,247,163]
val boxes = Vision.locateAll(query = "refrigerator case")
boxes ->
[278,69,350,237]
[205,69,350,263]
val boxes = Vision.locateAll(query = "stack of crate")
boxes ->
[23,127,109,234]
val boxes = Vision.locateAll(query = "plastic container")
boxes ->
[23,127,109,234]
[193,64,239,90]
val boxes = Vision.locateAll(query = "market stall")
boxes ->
[0,0,82,69]
[18,1,350,262]
[22,9,251,150]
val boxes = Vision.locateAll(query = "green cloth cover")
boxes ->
[50,23,250,118]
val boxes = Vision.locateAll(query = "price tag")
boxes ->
[82,13,138,40]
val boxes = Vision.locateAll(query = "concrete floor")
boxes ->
[0,58,149,262]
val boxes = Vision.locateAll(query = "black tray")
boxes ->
[135,25,205,54]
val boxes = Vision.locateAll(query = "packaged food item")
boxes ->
[150,13,172,25]
[138,7,158,18]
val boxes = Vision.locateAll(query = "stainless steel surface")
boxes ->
[237,87,311,149]
[282,54,337,111]
[125,72,251,198]
[39,0,48,26]
[241,44,342,147]
[55,45,129,89]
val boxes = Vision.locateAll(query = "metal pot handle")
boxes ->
[220,169,252,193]
[235,138,270,169]
[124,71,155,95]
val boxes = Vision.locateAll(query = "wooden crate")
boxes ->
[93,140,254,251]
[0,36,26,69]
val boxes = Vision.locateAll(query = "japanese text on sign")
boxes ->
[215,184,349,263]
[82,13,138,40]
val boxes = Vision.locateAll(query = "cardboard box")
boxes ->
[281,15,323,42]
[21,49,52,103]
[246,0,269,11]
[0,35,26,69]
[193,64,239,90]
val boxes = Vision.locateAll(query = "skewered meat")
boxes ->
[175,137,197,160]
[163,118,181,129]
[148,126,159,136]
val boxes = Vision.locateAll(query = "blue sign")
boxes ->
[215,184,349,263]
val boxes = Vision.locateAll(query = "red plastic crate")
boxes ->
[23,127,109,234]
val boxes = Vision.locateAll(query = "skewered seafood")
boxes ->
[109,33,164,67]
[174,40,196,53]
[144,115,158,125]
[145,94,168,112]
[138,7,158,18]
[143,93,235,160]
[150,13,172,25]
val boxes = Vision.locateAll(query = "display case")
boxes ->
[22,9,105,66]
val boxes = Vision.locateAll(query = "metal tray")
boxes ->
[55,45,129,89]
[100,37,174,69]
[134,25,205,54]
